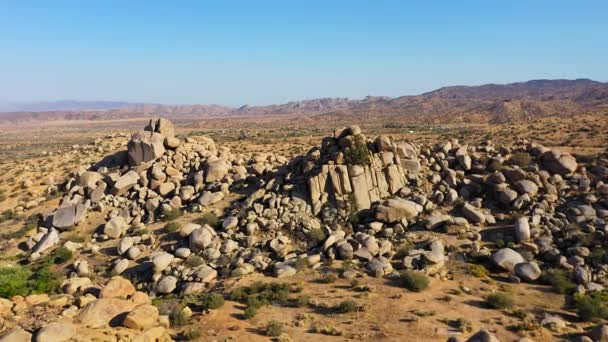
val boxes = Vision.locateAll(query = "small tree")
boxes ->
[344,135,370,165]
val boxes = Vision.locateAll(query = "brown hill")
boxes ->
[1,79,607,125]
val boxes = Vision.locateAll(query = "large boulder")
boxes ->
[127,131,166,166]
[461,203,486,225]
[111,171,140,196]
[122,304,159,330]
[375,198,422,223]
[99,276,136,299]
[541,150,577,175]
[514,262,542,282]
[77,298,136,328]
[104,216,128,239]
[491,248,526,272]
[52,202,88,230]
[0,327,33,342]
[514,216,530,242]
[145,118,175,138]
[205,159,229,183]
[78,171,103,189]
[35,322,77,342]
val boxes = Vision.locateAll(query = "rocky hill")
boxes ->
[2,118,608,340]
[2,79,607,125]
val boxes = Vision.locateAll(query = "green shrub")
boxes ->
[337,300,359,313]
[486,292,514,310]
[244,306,258,319]
[164,222,181,233]
[229,282,295,320]
[200,293,225,310]
[0,261,61,298]
[163,208,182,221]
[306,227,327,244]
[294,258,309,271]
[344,135,370,165]
[468,264,489,278]
[265,320,284,337]
[399,271,430,292]
[541,268,576,294]
[317,273,338,284]
[573,291,608,321]
[28,262,61,295]
[0,266,31,298]
[296,295,311,307]
[54,246,73,264]
[196,211,220,228]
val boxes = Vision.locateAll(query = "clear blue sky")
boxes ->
[1,1,607,106]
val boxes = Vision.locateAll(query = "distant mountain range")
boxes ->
[1,79,607,125]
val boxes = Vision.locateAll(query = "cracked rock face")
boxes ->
[127,131,166,166]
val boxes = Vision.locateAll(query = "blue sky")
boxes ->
[1,1,607,106]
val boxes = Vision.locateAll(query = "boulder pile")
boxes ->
[8,118,608,340]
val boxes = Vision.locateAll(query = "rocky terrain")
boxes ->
[1,116,608,341]
[2,79,608,126]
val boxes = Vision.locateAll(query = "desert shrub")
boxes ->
[541,268,575,294]
[296,295,311,307]
[486,292,514,310]
[66,233,87,243]
[294,258,309,271]
[184,255,205,268]
[344,135,370,165]
[317,273,337,284]
[312,322,343,336]
[574,291,608,321]
[169,304,190,326]
[306,227,327,244]
[196,211,220,228]
[163,208,182,221]
[468,264,489,278]
[229,282,294,319]
[266,320,284,337]
[164,222,181,233]
[244,306,258,319]
[0,209,15,223]
[0,261,61,298]
[0,266,31,298]
[54,246,73,264]
[199,293,225,310]
[337,300,359,313]
[28,261,61,295]
[399,271,430,292]
[508,152,532,167]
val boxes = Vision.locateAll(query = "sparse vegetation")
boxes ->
[486,292,514,310]
[468,264,489,278]
[196,211,220,228]
[337,299,359,313]
[265,320,284,337]
[54,246,73,264]
[163,208,182,221]
[343,134,370,165]
[573,291,608,321]
[398,271,430,292]
[541,268,576,294]
[164,221,181,233]
[0,261,61,298]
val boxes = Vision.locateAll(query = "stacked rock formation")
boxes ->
[306,125,421,214]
